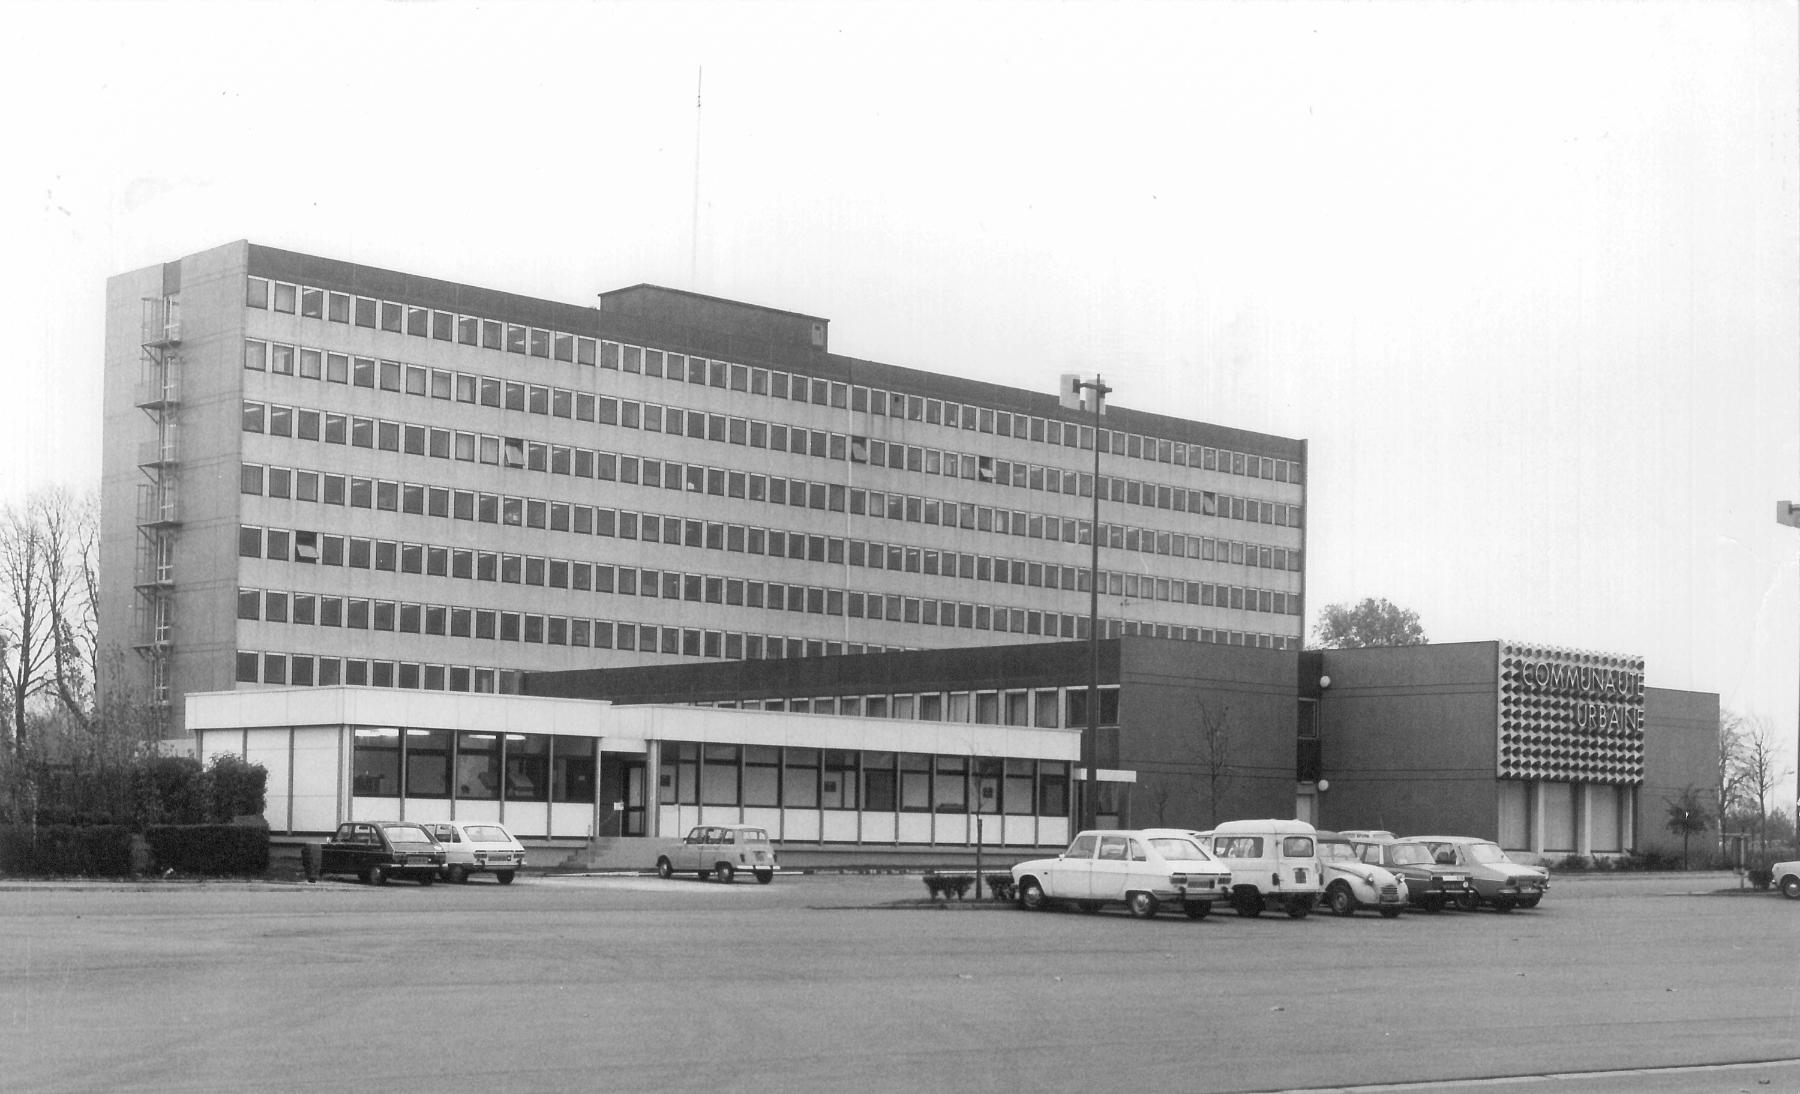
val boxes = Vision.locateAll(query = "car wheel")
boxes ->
[1233,888,1263,917]
[1285,896,1311,919]
[1018,877,1049,910]
[445,865,467,884]
[1326,882,1356,917]
[1492,897,1515,913]
[1126,891,1159,918]
[656,858,673,880]
[754,870,774,885]
[366,865,386,886]
[495,871,515,885]
[1780,875,1800,900]
[1454,892,1481,912]
[716,863,736,884]
[1517,896,1541,909]
[1184,901,1212,920]
[417,873,434,887]
[1379,907,1403,919]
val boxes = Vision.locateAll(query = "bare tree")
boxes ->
[1196,702,1235,827]
[1715,711,1749,849]
[1739,713,1791,854]
[1,498,53,760]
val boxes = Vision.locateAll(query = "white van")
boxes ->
[1202,819,1326,918]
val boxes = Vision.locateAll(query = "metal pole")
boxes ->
[1082,375,1110,830]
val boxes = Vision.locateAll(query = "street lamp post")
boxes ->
[1777,500,1800,854]
[1062,374,1111,830]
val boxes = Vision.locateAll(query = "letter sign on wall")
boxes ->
[1497,643,1645,785]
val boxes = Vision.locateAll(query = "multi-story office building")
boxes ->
[101,241,1309,738]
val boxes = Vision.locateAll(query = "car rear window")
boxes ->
[386,826,434,844]
[464,826,511,842]
[1148,837,1208,860]
[1282,836,1314,857]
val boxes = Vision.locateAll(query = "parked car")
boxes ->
[1011,828,1233,919]
[1773,860,1800,899]
[1349,837,1478,913]
[1202,819,1325,918]
[1336,829,1398,841]
[319,820,446,886]
[1408,835,1549,911]
[657,825,779,884]
[1315,832,1408,917]
[421,821,527,884]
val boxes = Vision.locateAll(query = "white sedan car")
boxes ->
[1774,860,1800,900]
[1011,829,1233,919]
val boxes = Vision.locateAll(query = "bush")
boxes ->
[923,873,975,900]
[205,754,268,821]
[0,824,135,877]
[1554,854,1591,872]
[985,873,1015,901]
[1747,866,1774,890]
[143,825,270,877]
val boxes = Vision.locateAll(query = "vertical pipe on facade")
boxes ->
[1082,375,1110,830]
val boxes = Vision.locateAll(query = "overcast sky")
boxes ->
[4,1,1796,793]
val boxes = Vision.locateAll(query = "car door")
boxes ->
[672,827,705,872]
[1044,833,1097,899]
[1087,834,1140,903]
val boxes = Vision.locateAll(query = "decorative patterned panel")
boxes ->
[1497,643,1644,784]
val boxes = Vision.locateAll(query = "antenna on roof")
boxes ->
[691,66,703,288]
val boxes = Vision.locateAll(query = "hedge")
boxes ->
[0,824,135,877]
[143,825,270,877]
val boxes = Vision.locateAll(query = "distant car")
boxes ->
[319,820,446,886]
[1315,832,1408,918]
[1773,860,1800,899]
[1337,829,1398,842]
[1204,819,1325,918]
[657,825,779,884]
[1349,837,1478,913]
[1011,828,1233,919]
[422,821,527,885]
[1408,835,1550,911]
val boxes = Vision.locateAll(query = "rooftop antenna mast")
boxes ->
[691,67,703,287]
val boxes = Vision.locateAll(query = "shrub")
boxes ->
[144,825,270,877]
[984,873,1015,901]
[1554,854,1591,872]
[923,873,974,900]
[1,824,135,877]
[205,754,268,822]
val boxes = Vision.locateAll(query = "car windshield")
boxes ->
[1147,837,1209,860]
[1464,842,1509,864]
[1318,840,1357,862]
[1387,844,1434,866]
[385,826,433,844]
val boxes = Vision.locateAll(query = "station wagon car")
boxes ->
[1205,818,1325,918]
[1409,835,1549,911]
[422,821,527,884]
[1315,832,1408,917]
[657,825,779,884]
[1011,828,1232,919]
[1349,837,1477,913]
[319,821,446,886]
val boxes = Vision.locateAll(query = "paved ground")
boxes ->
[2,871,1796,1093]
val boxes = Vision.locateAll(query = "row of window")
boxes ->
[657,742,1070,816]
[238,464,1305,593]
[707,685,1121,730]
[235,557,1300,658]
[240,377,1304,527]
[242,296,1306,486]
[349,726,594,803]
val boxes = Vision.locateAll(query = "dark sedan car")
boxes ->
[319,821,446,885]
[1350,837,1477,913]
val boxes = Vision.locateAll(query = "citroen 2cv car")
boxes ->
[1315,831,1408,917]
[1011,828,1233,919]
[1349,836,1478,913]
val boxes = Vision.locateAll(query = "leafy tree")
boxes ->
[1311,597,1426,648]
[1664,786,1708,870]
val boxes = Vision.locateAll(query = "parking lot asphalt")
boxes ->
[2,871,1795,1094]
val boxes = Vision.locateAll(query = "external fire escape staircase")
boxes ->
[131,296,181,720]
